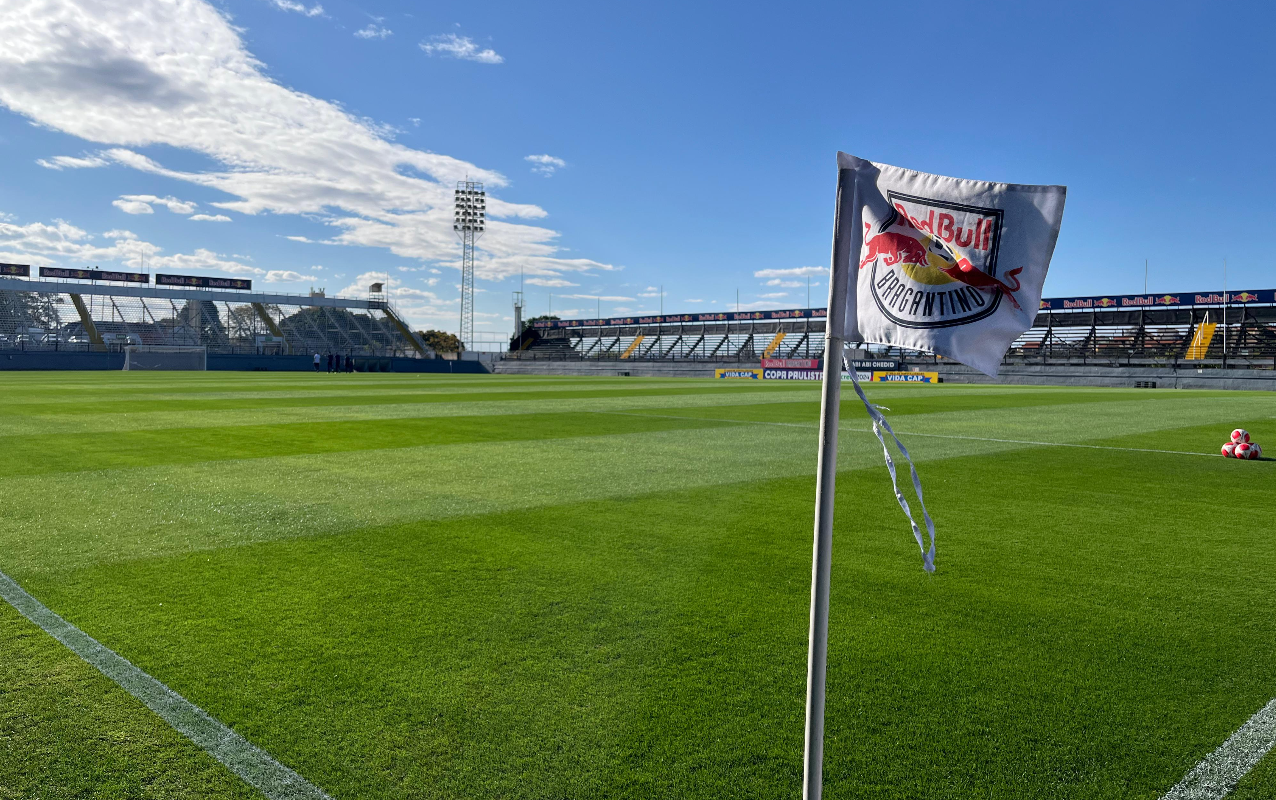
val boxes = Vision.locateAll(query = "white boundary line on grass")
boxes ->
[1162,699,1276,799]
[598,410,1218,458]
[0,570,331,800]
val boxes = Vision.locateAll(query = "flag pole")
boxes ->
[803,171,853,800]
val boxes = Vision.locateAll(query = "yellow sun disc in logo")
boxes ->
[899,235,957,286]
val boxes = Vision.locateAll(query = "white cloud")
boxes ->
[354,25,391,39]
[560,293,634,301]
[270,0,323,17]
[685,298,703,303]
[150,247,261,274]
[420,34,502,64]
[524,277,577,287]
[0,215,259,276]
[189,213,230,222]
[36,154,107,170]
[112,198,153,215]
[264,269,316,282]
[754,266,826,278]
[765,278,803,287]
[525,154,565,176]
[0,0,601,288]
[408,117,420,126]
[638,291,661,297]
[113,194,198,215]
[284,235,312,242]
[758,292,788,299]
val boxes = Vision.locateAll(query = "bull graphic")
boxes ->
[860,209,1022,310]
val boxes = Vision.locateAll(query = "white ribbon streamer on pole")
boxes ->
[844,364,936,572]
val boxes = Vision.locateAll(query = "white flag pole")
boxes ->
[803,170,856,800]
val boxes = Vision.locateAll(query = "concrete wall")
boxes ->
[493,359,737,378]
[936,363,1276,391]
[495,357,1276,390]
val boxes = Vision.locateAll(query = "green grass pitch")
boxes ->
[1,371,1273,799]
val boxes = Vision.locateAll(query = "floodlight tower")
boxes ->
[512,289,525,349]
[453,180,486,348]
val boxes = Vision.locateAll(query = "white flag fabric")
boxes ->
[834,153,1066,376]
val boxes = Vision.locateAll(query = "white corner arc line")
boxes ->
[1162,699,1276,799]
[0,570,331,800]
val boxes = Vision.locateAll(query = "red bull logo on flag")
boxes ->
[860,194,1016,328]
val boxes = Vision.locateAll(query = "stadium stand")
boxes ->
[0,274,429,359]
[510,290,1276,369]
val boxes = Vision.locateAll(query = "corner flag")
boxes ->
[802,153,1066,800]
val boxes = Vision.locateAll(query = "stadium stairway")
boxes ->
[1186,322,1217,360]
[620,335,645,359]
[762,331,786,358]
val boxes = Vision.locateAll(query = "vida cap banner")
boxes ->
[835,153,1066,376]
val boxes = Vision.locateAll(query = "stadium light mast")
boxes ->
[512,290,524,350]
[453,180,486,349]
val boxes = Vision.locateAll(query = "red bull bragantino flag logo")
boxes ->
[860,195,1013,328]
[835,153,1066,377]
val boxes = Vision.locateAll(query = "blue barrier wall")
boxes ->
[0,351,490,373]
[0,351,125,370]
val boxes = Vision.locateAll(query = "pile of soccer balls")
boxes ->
[1222,429,1263,460]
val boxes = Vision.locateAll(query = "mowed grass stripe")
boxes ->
[0,602,258,798]
[1,396,1269,576]
[13,443,1276,799]
[0,384,813,418]
[4,411,742,477]
[0,387,823,439]
[0,378,808,410]
[1,382,1262,441]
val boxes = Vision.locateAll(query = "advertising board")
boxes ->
[155,273,253,290]
[39,267,148,283]
[870,371,940,383]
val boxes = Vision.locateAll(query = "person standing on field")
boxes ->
[345,354,353,373]
[313,352,321,372]
[326,352,333,373]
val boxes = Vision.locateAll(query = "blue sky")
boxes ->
[0,0,1272,333]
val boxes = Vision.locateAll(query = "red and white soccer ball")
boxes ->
[1235,442,1258,460]
[1231,429,1251,444]
[1222,442,1237,458]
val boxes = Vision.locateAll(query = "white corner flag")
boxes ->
[802,153,1066,800]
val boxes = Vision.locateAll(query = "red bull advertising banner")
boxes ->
[0,263,30,277]
[530,290,1274,332]
[762,358,820,369]
[40,267,148,283]
[1037,290,1274,309]
[534,307,829,329]
[155,274,252,290]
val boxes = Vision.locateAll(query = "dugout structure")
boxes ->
[0,276,430,358]
[124,345,207,371]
